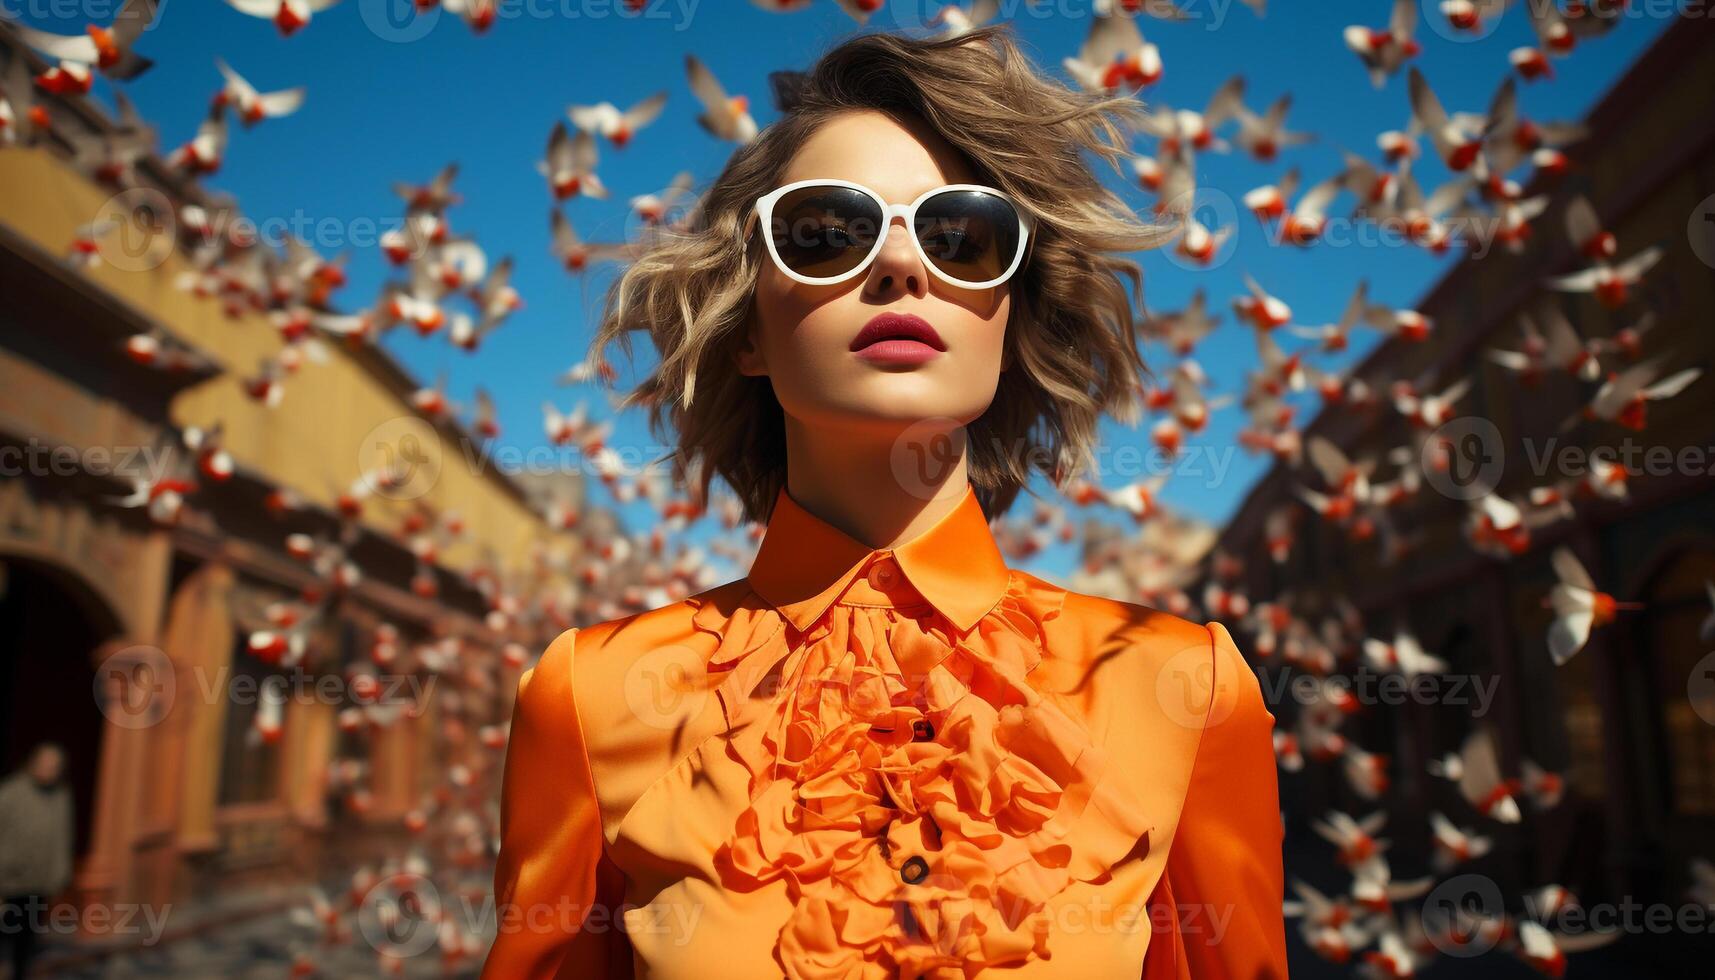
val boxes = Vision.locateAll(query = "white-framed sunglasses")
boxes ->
[749,178,1033,290]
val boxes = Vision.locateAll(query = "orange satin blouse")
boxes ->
[482,482,1288,979]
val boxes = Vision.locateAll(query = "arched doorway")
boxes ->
[0,555,121,873]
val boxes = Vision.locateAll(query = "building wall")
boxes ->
[0,146,556,579]
[1198,15,1715,970]
[0,132,589,925]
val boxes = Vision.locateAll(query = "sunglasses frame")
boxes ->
[750,178,1033,290]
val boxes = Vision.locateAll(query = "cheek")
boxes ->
[980,293,1011,361]
[752,267,823,362]
[754,264,804,328]
[944,287,1011,381]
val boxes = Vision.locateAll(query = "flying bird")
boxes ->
[1515,919,1623,976]
[1095,0,1190,20]
[629,171,696,226]
[7,0,158,89]
[224,0,342,37]
[1428,810,1493,872]
[167,103,229,175]
[1225,79,1314,161]
[214,58,306,127]
[0,56,54,147]
[1408,67,1493,172]
[395,163,462,213]
[1140,289,1221,357]
[1064,9,1164,93]
[1571,354,1701,431]
[550,210,636,273]
[1546,546,1640,665]
[1362,628,1448,678]
[1547,245,1662,309]
[1233,274,1293,331]
[928,0,1001,37]
[1138,76,1246,154]
[540,122,608,201]
[568,91,668,148]
[1439,0,1509,35]
[686,54,757,143]
[1345,0,1420,88]
[443,0,500,32]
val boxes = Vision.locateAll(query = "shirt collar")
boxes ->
[746,481,1012,635]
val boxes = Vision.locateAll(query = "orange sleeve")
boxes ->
[481,629,633,979]
[1163,621,1289,980]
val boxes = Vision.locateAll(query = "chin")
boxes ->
[801,392,984,430]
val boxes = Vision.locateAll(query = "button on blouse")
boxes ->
[865,556,900,591]
[483,482,1287,980]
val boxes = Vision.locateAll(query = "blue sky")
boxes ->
[23,0,1673,581]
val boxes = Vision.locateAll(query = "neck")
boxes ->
[780,413,971,550]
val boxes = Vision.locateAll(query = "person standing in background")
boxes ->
[0,743,74,979]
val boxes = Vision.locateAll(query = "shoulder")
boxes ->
[518,577,753,750]
[1023,570,1221,678]
[521,579,746,696]
[1018,577,1277,854]
[555,578,750,699]
[1022,570,1271,734]
[510,584,722,755]
[515,580,755,836]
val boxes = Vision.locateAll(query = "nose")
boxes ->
[861,215,927,300]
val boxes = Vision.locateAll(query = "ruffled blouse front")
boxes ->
[481,482,1288,980]
[699,569,1150,978]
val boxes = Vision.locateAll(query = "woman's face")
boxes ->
[737,109,1012,438]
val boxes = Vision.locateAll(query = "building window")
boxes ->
[1642,549,1715,818]
[217,631,284,807]
[325,615,370,824]
[1558,647,1607,800]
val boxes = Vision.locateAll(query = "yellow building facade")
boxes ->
[0,40,593,932]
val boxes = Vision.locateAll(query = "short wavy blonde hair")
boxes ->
[592,25,1172,524]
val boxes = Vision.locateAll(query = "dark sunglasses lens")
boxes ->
[768,185,884,279]
[913,190,1022,284]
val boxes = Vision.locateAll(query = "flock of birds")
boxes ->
[2,0,1712,975]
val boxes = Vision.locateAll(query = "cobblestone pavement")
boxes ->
[38,910,484,979]
[19,888,1689,978]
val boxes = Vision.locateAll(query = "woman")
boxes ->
[484,26,1286,980]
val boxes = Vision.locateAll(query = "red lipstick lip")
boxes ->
[849,312,946,353]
